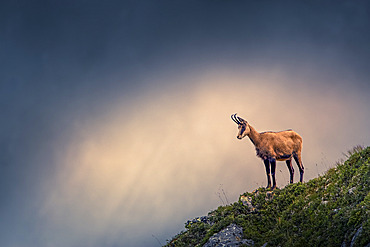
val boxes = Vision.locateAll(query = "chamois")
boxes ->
[231,114,304,189]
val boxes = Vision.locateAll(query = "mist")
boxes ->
[37,70,369,246]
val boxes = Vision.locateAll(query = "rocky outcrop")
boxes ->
[186,216,213,227]
[239,195,256,212]
[203,223,254,247]
[239,190,275,212]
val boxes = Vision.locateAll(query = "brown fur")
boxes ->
[254,128,302,161]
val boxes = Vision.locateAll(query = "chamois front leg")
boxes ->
[270,159,276,189]
[264,159,271,189]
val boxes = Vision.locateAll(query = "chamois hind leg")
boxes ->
[285,159,294,184]
[263,159,271,189]
[293,153,304,183]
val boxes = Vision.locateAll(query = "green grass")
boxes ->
[165,146,370,247]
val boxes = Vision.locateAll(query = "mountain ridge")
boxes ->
[165,146,370,247]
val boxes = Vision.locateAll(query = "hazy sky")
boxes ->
[1,1,370,246]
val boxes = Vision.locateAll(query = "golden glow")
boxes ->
[41,70,369,244]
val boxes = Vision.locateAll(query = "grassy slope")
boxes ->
[166,146,370,247]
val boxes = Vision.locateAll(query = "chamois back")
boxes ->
[256,130,302,161]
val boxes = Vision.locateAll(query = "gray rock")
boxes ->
[186,216,213,227]
[265,191,274,201]
[348,187,356,194]
[240,195,257,212]
[203,223,254,247]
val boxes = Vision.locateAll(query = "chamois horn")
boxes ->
[231,113,241,125]
[237,115,247,124]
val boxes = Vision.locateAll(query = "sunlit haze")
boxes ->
[41,70,369,246]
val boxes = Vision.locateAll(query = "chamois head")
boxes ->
[231,113,249,139]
